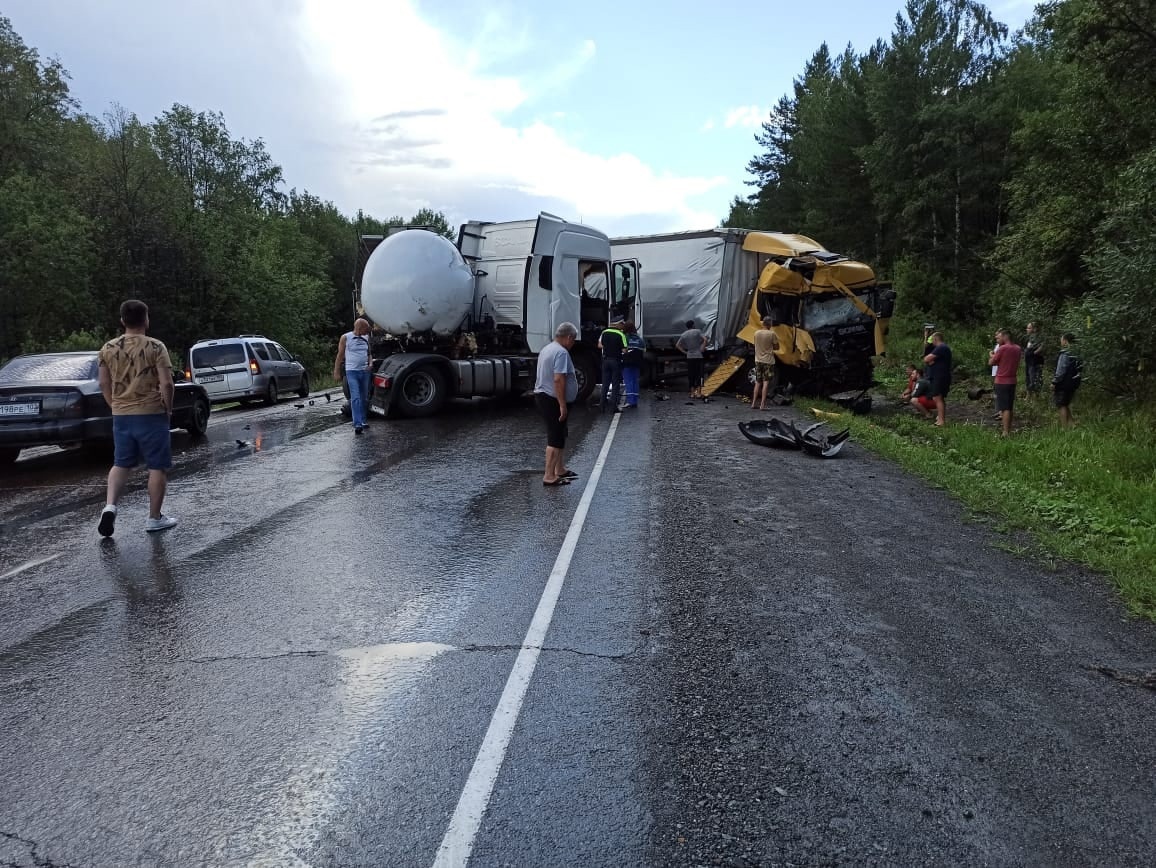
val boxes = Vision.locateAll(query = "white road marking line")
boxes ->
[432,414,622,868]
[0,553,63,581]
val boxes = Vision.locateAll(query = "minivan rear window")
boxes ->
[252,344,270,361]
[192,345,246,368]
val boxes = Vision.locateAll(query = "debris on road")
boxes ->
[738,419,850,458]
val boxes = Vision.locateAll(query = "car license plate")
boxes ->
[199,374,224,383]
[0,402,39,416]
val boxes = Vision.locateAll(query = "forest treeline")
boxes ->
[0,16,451,373]
[727,0,1156,395]
[3,3,1154,392]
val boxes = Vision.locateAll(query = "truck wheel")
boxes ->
[735,359,756,397]
[185,397,210,438]
[264,379,278,406]
[297,373,310,399]
[573,351,599,403]
[396,365,445,417]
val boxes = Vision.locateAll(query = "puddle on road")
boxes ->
[333,641,456,664]
[244,640,456,864]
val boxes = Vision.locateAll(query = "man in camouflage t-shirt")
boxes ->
[96,299,178,536]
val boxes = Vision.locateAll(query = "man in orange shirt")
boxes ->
[97,300,178,536]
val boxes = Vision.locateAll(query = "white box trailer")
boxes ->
[610,228,760,352]
[611,227,894,396]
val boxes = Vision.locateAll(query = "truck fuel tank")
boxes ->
[361,230,475,336]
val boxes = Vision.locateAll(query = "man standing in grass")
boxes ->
[1053,333,1081,428]
[1023,322,1046,397]
[97,299,178,536]
[920,332,952,427]
[989,328,1023,437]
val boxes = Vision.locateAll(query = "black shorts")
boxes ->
[993,382,1016,412]
[687,358,705,387]
[929,380,950,399]
[1053,387,1077,408]
[534,392,568,448]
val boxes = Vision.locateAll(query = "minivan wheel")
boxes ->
[264,379,278,406]
[297,373,310,398]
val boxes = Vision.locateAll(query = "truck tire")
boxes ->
[185,397,210,438]
[572,351,599,403]
[396,365,446,417]
[733,358,756,397]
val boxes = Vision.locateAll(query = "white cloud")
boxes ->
[701,119,715,132]
[723,105,766,129]
[295,0,725,232]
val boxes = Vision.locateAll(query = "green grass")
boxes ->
[814,357,1156,617]
[312,375,343,392]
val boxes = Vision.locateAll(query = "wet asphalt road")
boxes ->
[1,391,1155,867]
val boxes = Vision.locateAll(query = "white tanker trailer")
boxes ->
[356,213,640,418]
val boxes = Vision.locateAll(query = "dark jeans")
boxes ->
[1025,360,1043,394]
[687,357,705,389]
[601,358,622,409]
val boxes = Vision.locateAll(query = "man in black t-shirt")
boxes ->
[921,331,952,427]
[598,319,627,413]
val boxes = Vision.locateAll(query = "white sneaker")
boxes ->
[145,514,178,533]
[98,505,117,537]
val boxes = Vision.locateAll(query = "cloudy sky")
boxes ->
[6,0,1036,235]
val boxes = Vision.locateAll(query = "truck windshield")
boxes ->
[802,296,869,330]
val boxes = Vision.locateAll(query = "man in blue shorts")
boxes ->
[97,300,178,535]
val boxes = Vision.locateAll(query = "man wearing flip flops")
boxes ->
[533,322,580,487]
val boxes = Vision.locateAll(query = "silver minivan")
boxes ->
[187,335,310,405]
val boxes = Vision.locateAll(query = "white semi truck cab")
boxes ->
[357,212,639,418]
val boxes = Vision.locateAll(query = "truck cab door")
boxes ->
[526,213,612,352]
[612,259,642,337]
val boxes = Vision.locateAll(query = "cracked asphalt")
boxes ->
[1,391,1155,867]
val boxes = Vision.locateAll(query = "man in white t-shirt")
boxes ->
[532,322,579,486]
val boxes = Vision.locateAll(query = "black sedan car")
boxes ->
[0,352,211,466]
